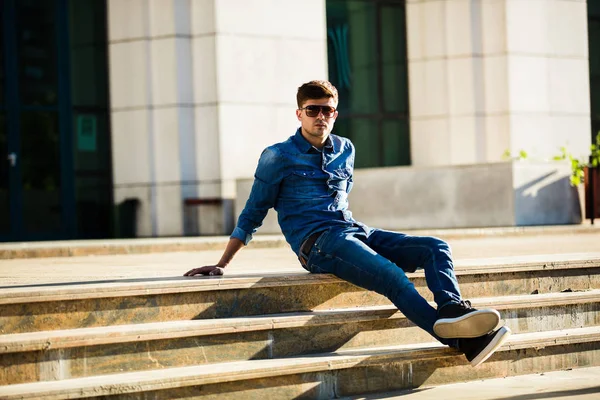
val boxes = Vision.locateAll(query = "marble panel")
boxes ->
[445,0,474,57]
[547,0,588,58]
[155,184,184,237]
[408,59,449,118]
[447,57,481,116]
[481,0,507,55]
[484,114,510,162]
[191,36,218,104]
[108,0,146,42]
[507,56,549,113]
[190,0,215,35]
[483,55,509,114]
[214,0,325,39]
[548,58,591,115]
[152,108,182,183]
[505,0,549,56]
[409,118,451,166]
[194,105,221,183]
[422,0,446,59]
[149,0,192,37]
[448,116,479,165]
[150,38,178,106]
[215,35,277,104]
[109,41,148,109]
[111,109,151,185]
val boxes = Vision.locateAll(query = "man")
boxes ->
[184,80,511,367]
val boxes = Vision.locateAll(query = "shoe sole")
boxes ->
[470,326,512,367]
[433,309,502,339]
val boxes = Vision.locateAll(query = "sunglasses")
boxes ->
[300,105,337,118]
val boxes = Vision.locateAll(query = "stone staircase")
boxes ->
[1,255,600,399]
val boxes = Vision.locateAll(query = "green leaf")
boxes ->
[518,150,528,159]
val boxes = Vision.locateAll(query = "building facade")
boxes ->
[1,0,598,241]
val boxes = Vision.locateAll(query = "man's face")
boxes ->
[296,97,338,142]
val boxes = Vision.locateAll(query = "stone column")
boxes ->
[190,0,328,234]
[407,0,591,166]
[108,0,194,237]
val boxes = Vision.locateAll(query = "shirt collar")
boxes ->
[292,128,335,153]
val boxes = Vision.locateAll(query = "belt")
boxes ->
[298,230,324,267]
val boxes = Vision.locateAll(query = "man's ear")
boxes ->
[296,109,302,121]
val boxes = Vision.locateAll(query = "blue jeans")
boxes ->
[302,225,461,348]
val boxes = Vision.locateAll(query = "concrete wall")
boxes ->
[407,0,591,166]
[235,161,582,235]
[108,0,327,237]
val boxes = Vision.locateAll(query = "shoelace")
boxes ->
[460,299,473,310]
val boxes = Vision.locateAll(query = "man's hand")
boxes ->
[183,265,225,277]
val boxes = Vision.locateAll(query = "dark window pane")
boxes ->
[17,0,58,106]
[593,119,600,144]
[590,20,600,122]
[0,113,8,234]
[21,112,61,234]
[336,118,380,168]
[327,0,379,115]
[590,2,600,19]
[381,4,409,114]
[327,0,410,168]
[69,0,108,107]
[0,0,5,105]
[382,119,410,166]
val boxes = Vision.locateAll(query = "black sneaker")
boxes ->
[458,326,512,367]
[433,300,501,338]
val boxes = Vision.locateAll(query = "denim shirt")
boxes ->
[231,128,365,254]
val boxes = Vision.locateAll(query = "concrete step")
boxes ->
[1,326,599,400]
[2,256,599,334]
[2,224,597,260]
[1,290,599,385]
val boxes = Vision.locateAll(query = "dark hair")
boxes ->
[296,80,339,108]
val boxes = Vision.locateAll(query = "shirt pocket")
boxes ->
[290,170,327,197]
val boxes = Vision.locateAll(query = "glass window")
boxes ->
[16,0,59,106]
[69,0,108,108]
[21,111,61,234]
[68,0,112,239]
[0,113,8,234]
[0,0,4,105]
[382,119,410,167]
[327,0,410,168]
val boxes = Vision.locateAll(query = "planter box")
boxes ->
[585,166,600,221]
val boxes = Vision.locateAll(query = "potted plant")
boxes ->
[554,132,600,223]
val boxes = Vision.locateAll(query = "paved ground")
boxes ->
[348,366,600,399]
[0,230,599,286]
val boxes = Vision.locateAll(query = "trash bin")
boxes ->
[116,198,140,238]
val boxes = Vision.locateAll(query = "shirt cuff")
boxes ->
[230,226,253,245]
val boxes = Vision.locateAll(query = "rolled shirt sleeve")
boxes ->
[230,147,284,245]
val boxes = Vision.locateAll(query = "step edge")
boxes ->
[2,290,600,353]
[2,258,600,305]
[1,327,599,399]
